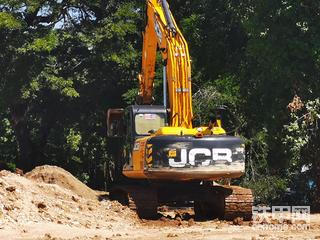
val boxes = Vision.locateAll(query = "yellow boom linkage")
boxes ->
[138,0,193,128]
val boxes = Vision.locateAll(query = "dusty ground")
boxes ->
[0,165,319,240]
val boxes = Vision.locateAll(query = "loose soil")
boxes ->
[0,165,319,240]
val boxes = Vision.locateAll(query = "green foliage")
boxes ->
[213,74,242,107]
[122,88,138,105]
[66,129,82,152]
[21,32,59,53]
[283,96,320,206]
[0,12,22,29]
[284,98,320,165]
[0,118,14,144]
[243,176,287,204]
[192,85,221,125]
[0,115,17,166]
[0,0,141,186]
[244,129,269,181]
[78,172,90,185]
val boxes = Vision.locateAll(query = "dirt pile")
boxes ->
[25,165,97,200]
[0,167,138,238]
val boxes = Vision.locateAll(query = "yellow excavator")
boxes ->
[106,0,253,219]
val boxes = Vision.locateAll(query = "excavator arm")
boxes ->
[138,0,193,128]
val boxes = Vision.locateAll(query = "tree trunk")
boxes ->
[10,104,35,171]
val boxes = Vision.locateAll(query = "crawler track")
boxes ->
[110,184,253,221]
[110,185,158,219]
[223,186,253,220]
[193,185,253,220]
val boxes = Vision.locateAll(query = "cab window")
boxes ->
[135,113,165,135]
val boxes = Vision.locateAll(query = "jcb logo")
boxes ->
[169,148,232,168]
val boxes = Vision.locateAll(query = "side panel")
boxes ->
[146,135,245,180]
[149,136,244,168]
[123,137,149,179]
[132,139,146,171]
[124,135,246,181]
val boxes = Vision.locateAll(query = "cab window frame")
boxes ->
[133,113,166,136]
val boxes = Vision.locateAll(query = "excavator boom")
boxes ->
[138,0,193,128]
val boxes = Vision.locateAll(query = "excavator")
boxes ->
[105,0,253,220]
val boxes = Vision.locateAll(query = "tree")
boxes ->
[0,0,142,179]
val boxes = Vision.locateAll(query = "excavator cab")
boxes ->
[106,105,168,181]
[106,105,167,139]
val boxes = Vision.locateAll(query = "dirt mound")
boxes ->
[0,168,138,239]
[25,165,97,200]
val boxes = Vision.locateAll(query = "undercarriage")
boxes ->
[109,182,253,220]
